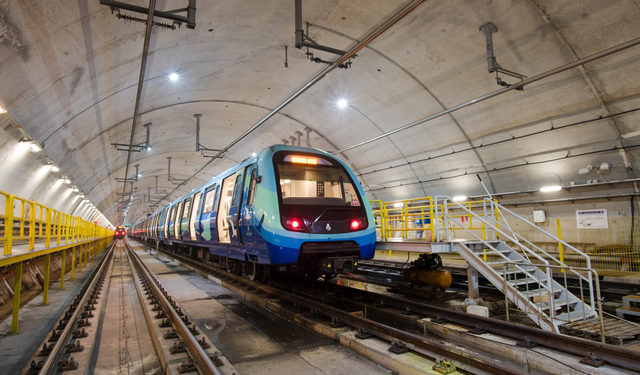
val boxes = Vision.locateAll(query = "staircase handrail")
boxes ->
[436,196,595,313]
[483,198,595,310]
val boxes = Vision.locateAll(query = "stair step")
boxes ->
[473,248,512,254]
[483,259,524,265]
[535,299,576,311]
[508,277,541,286]
[521,288,562,297]
[556,309,596,323]
[495,266,539,275]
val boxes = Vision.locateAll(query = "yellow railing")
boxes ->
[1,190,112,256]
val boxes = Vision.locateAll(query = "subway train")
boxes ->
[130,145,377,282]
[114,225,127,239]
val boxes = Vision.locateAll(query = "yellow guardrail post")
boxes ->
[29,201,36,250]
[65,214,69,244]
[557,219,564,273]
[11,261,22,333]
[56,212,61,246]
[19,199,25,240]
[84,243,87,267]
[43,254,50,305]
[45,208,51,248]
[60,249,66,290]
[4,195,14,256]
[429,196,435,242]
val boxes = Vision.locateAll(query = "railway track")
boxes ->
[20,240,229,375]
[146,243,640,374]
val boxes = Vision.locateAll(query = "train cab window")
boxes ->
[274,153,362,207]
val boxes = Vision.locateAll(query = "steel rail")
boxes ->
[154,246,640,373]
[121,0,157,207]
[148,0,425,212]
[334,35,640,154]
[146,247,525,374]
[262,285,527,375]
[325,279,640,372]
[124,242,222,375]
[38,241,115,375]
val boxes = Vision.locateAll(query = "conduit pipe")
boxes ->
[149,0,424,211]
[121,0,157,206]
[334,35,640,155]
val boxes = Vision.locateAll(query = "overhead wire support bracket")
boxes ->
[479,22,526,90]
[295,0,356,68]
[100,0,196,29]
[112,122,152,152]
[194,114,222,157]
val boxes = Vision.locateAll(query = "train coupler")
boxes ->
[320,256,358,274]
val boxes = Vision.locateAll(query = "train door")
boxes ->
[240,166,258,247]
[217,169,245,244]
[173,201,184,239]
[200,185,219,243]
[180,198,192,240]
[189,191,202,241]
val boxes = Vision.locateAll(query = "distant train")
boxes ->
[130,145,377,282]
[114,225,127,239]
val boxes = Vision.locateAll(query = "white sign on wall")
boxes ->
[576,209,608,229]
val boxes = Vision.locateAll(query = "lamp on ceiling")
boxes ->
[540,185,562,192]
[337,99,348,108]
[452,196,468,202]
[0,105,6,114]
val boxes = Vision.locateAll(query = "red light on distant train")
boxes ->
[291,219,300,228]
[350,220,360,230]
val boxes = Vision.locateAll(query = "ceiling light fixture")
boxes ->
[540,185,562,192]
[252,152,257,157]
[393,202,404,208]
[147,146,152,151]
[337,99,348,108]
[169,72,179,81]
[0,105,6,114]
[452,196,468,202]
[30,143,41,152]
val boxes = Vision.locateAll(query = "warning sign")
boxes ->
[576,209,608,229]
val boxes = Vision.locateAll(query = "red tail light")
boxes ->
[286,218,302,230]
[350,220,361,230]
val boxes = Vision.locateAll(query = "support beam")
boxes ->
[60,249,66,290]
[11,262,22,333]
[43,254,50,305]
[71,247,76,279]
[467,263,480,301]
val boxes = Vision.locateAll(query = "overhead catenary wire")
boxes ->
[332,35,640,155]
[356,106,640,178]
[147,0,426,214]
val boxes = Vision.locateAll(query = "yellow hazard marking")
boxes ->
[327,263,332,267]
[354,261,358,266]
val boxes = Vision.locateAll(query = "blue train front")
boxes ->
[130,145,377,282]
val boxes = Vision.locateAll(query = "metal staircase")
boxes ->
[435,197,600,333]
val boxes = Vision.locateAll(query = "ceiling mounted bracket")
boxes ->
[100,0,196,29]
[167,157,186,185]
[295,0,356,69]
[479,22,526,90]
[194,114,222,157]
[112,122,152,152]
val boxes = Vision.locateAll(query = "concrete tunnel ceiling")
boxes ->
[1,0,640,227]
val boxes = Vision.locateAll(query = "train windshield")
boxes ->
[274,153,362,207]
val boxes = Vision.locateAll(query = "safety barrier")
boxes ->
[0,190,111,256]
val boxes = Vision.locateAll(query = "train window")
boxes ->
[212,185,221,213]
[203,186,217,214]
[247,168,258,206]
[274,153,362,207]
[231,171,244,206]
[183,199,191,219]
